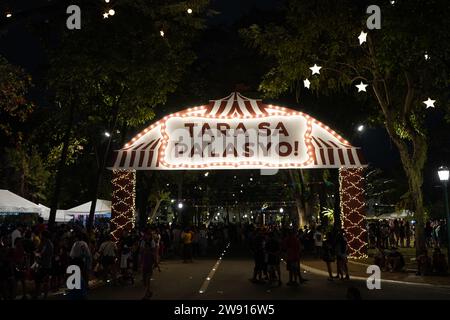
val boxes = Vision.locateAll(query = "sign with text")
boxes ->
[161,116,311,168]
[111,92,366,170]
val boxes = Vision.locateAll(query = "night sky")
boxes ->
[0,0,448,204]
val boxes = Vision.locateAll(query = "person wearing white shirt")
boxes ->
[313,228,323,258]
[11,227,22,248]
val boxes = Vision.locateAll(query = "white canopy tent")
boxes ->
[38,204,73,223]
[0,190,42,214]
[366,209,414,220]
[66,199,111,216]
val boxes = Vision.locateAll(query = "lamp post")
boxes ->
[438,166,450,266]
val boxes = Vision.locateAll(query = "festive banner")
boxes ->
[111,92,366,170]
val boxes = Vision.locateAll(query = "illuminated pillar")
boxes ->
[339,167,368,258]
[111,169,136,241]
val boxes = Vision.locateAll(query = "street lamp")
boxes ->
[357,124,365,132]
[104,131,111,137]
[438,166,450,266]
[177,202,183,209]
[279,208,284,213]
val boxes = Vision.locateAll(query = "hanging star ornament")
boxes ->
[423,97,436,108]
[355,81,368,92]
[309,64,322,75]
[358,31,367,45]
[303,79,311,89]
[103,12,109,19]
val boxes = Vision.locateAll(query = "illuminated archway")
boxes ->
[109,92,368,258]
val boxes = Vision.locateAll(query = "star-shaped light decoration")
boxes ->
[423,97,436,108]
[355,81,368,92]
[309,64,322,75]
[303,79,311,89]
[358,31,367,45]
[103,12,109,19]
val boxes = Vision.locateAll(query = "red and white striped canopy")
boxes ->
[111,92,366,170]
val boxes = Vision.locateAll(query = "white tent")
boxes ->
[38,204,73,223]
[0,190,42,214]
[367,209,414,220]
[66,199,111,215]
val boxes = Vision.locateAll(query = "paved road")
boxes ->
[54,245,450,300]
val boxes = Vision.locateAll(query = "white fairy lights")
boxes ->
[339,167,368,259]
[111,169,136,242]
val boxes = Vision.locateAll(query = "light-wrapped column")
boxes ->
[339,167,367,258]
[111,169,136,241]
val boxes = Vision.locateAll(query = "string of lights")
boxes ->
[110,169,136,241]
[339,167,368,259]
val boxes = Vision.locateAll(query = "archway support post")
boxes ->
[339,167,368,259]
[111,169,136,241]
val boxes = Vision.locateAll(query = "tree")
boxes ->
[0,55,34,138]
[242,0,450,255]
[41,0,209,228]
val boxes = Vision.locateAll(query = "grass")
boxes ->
[350,246,449,270]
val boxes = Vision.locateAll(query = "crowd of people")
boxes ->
[368,219,448,250]
[1,216,448,300]
[368,219,449,275]
[368,219,414,249]
[246,225,350,285]
[0,218,246,300]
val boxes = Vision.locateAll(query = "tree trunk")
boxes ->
[288,169,306,228]
[398,144,427,255]
[49,101,75,228]
[87,102,121,231]
[148,199,163,223]
[329,169,341,230]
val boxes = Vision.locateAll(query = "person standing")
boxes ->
[172,225,181,256]
[12,237,28,299]
[335,231,349,280]
[11,226,22,249]
[199,226,208,256]
[98,234,117,283]
[69,232,92,294]
[250,229,266,283]
[313,227,323,258]
[405,221,411,248]
[266,232,282,286]
[181,228,193,263]
[322,232,336,281]
[34,231,53,299]
[398,220,405,248]
[141,234,155,300]
[283,229,304,286]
